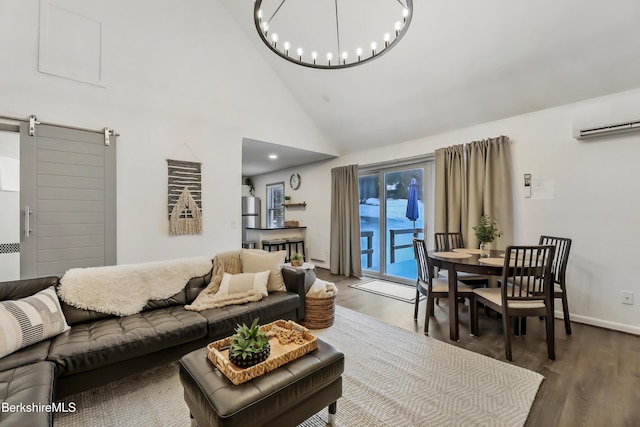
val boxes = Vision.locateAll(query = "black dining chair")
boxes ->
[510,235,573,337]
[433,232,490,287]
[413,237,474,335]
[470,245,556,361]
[539,235,572,334]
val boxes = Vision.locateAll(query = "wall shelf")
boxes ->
[282,202,306,208]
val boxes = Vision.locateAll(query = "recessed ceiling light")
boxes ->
[268,154,278,159]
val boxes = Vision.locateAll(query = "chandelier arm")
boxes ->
[266,0,287,25]
[395,0,408,8]
[334,0,341,56]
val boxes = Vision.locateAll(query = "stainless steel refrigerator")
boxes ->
[242,196,261,242]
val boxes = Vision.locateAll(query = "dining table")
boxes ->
[427,248,505,341]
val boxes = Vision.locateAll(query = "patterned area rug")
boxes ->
[349,279,425,303]
[56,306,543,427]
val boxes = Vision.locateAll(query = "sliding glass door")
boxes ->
[359,162,433,284]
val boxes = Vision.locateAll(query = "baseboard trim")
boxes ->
[561,311,640,336]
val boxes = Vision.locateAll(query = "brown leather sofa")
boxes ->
[0,267,305,426]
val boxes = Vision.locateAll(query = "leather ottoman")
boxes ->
[179,339,344,427]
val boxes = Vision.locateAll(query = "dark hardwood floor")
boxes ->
[315,268,640,427]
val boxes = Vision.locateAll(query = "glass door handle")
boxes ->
[24,205,31,238]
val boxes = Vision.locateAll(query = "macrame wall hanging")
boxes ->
[167,159,202,235]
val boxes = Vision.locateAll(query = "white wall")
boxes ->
[258,88,640,334]
[0,0,332,263]
[0,131,20,281]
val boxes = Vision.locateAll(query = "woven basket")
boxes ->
[300,295,336,329]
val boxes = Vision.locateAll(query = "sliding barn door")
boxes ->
[20,123,116,278]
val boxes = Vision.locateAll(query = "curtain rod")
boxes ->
[0,114,118,137]
[358,153,435,172]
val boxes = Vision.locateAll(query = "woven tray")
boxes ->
[300,295,336,329]
[207,320,318,385]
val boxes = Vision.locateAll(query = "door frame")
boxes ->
[359,157,435,285]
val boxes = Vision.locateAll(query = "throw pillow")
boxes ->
[0,286,70,358]
[217,271,269,297]
[240,249,287,292]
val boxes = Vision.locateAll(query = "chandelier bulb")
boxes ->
[284,41,290,55]
[370,41,377,56]
[326,52,333,65]
[384,33,391,47]
[296,47,303,60]
[312,51,318,64]
[341,51,348,64]
[356,47,363,61]
[257,9,263,19]
[395,21,402,36]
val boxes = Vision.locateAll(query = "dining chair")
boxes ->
[433,232,490,285]
[413,237,474,335]
[470,245,556,361]
[510,235,573,337]
[539,235,572,334]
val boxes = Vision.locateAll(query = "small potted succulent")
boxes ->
[473,215,503,256]
[229,318,270,368]
[290,252,304,267]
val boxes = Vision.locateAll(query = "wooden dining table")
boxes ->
[428,249,505,341]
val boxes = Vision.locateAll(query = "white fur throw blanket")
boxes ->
[58,257,213,316]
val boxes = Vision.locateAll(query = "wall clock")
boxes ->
[289,173,301,190]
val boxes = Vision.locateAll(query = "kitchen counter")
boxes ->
[244,227,307,251]
[246,227,307,230]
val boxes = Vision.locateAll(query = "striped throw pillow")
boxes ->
[0,286,70,358]
[217,271,270,297]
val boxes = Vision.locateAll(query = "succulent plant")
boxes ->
[230,318,270,362]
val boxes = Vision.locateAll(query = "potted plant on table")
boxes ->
[291,253,304,267]
[229,318,271,368]
[473,215,503,257]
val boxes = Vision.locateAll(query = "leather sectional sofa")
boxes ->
[0,267,305,427]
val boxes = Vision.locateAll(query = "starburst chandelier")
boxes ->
[254,0,413,70]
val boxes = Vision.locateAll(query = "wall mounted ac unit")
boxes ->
[573,119,640,139]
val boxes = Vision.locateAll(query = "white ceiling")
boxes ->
[242,138,336,176]
[229,0,640,172]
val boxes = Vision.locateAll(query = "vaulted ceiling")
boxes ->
[226,0,640,160]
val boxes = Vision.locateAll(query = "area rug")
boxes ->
[55,306,543,427]
[350,279,424,303]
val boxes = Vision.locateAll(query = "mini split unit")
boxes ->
[573,119,640,139]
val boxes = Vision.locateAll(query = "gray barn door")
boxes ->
[20,123,116,279]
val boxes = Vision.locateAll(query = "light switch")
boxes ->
[524,174,531,198]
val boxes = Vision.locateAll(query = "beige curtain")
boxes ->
[435,144,467,237]
[330,165,362,277]
[466,136,513,250]
[435,136,513,250]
